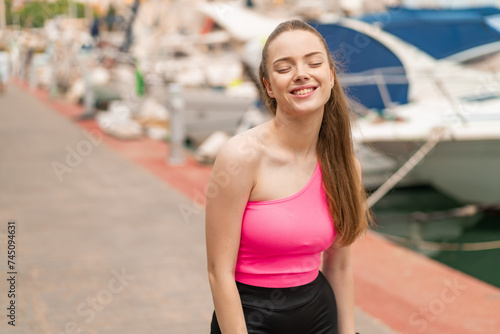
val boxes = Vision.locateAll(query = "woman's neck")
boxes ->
[269,107,324,162]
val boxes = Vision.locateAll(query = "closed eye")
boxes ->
[310,63,322,67]
[277,68,291,73]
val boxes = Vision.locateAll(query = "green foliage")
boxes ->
[5,0,14,25]
[6,0,88,28]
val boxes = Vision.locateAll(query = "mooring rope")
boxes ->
[367,127,448,208]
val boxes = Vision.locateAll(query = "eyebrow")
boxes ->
[272,51,324,66]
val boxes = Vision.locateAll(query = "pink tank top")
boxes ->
[235,162,336,288]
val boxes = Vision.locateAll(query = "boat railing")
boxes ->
[432,77,469,125]
[341,67,500,119]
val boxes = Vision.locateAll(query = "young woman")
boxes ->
[206,20,373,334]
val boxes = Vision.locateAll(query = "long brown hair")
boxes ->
[259,20,373,246]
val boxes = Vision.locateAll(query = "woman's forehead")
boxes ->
[267,30,327,62]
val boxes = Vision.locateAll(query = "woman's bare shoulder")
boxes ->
[214,122,271,170]
[207,123,271,198]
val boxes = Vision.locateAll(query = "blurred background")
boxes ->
[1,0,500,333]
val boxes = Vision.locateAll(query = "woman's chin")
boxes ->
[287,103,324,116]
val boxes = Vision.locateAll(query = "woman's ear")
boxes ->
[263,78,275,98]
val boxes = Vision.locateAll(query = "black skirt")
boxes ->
[210,271,338,334]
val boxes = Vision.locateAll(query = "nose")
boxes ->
[293,64,310,82]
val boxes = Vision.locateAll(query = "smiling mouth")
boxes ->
[291,87,317,96]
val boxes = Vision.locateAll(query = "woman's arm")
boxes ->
[322,244,355,334]
[206,138,257,334]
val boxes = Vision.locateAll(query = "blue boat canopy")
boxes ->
[360,7,500,60]
[312,23,409,110]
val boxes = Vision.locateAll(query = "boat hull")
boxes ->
[370,139,500,205]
